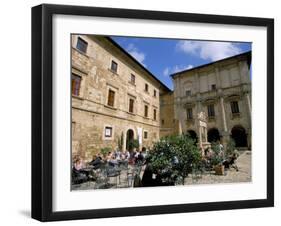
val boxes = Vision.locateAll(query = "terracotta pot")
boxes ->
[214,165,225,175]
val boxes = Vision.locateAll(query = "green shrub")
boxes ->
[209,142,226,166]
[148,135,201,185]
[127,139,139,151]
[226,138,236,156]
[100,147,111,157]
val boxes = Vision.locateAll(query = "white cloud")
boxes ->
[126,43,146,66]
[163,64,193,76]
[176,40,242,61]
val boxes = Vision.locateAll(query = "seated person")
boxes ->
[108,155,118,167]
[223,152,239,171]
[72,157,91,183]
[89,154,103,169]
[135,151,145,164]
[106,152,112,162]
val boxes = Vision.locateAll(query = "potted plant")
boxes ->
[100,147,111,158]
[210,143,224,175]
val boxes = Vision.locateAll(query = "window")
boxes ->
[71,74,81,96]
[72,122,76,137]
[153,109,157,120]
[187,108,193,120]
[144,105,148,117]
[186,90,191,96]
[130,74,135,84]
[153,89,157,97]
[105,126,113,137]
[211,84,216,91]
[76,37,88,53]
[207,104,215,117]
[111,60,118,73]
[144,131,148,139]
[161,119,165,125]
[129,98,134,113]
[145,83,149,92]
[107,89,115,107]
[230,101,240,114]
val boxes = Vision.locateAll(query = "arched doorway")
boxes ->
[231,125,247,147]
[126,129,134,151]
[186,130,198,143]
[207,128,221,143]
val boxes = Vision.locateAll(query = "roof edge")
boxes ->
[104,37,171,92]
[170,50,252,78]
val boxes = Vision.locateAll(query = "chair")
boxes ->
[106,165,121,188]
[127,164,142,187]
[94,163,109,189]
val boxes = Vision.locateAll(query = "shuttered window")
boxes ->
[207,104,215,117]
[107,89,115,107]
[144,105,148,117]
[111,60,118,73]
[71,74,81,96]
[131,74,135,84]
[144,131,148,139]
[129,98,134,113]
[145,83,149,92]
[187,108,193,119]
[230,101,239,114]
[153,109,157,120]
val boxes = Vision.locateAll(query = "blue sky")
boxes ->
[111,36,251,90]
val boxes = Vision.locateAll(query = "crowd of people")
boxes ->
[72,147,148,184]
[72,142,241,186]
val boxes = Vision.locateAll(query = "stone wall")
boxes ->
[160,92,176,137]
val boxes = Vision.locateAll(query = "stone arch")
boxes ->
[126,129,135,151]
[186,130,198,143]
[231,125,248,147]
[207,128,221,143]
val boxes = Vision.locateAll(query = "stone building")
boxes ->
[171,51,252,149]
[159,91,177,137]
[71,35,170,160]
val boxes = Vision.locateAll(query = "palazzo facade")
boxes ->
[171,51,252,149]
[71,35,170,160]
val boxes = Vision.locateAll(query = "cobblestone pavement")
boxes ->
[184,150,252,185]
[72,151,251,190]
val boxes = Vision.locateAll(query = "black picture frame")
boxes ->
[31,4,274,222]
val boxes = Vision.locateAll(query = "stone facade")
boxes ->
[71,35,170,160]
[159,91,177,137]
[171,52,251,149]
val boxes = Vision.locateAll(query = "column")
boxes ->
[215,67,221,88]
[178,120,183,135]
[245,93,251,121]
[219,97,229,149]
[220,97,227,132]
[122,131,126,152]
[195,72,200,93]
[198,126,202,147]
[204,127,208,143]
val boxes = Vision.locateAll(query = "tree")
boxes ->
[127,139,139,151]
[226,138,236,156]
[148,135,201,185]
[100,147,111,157]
